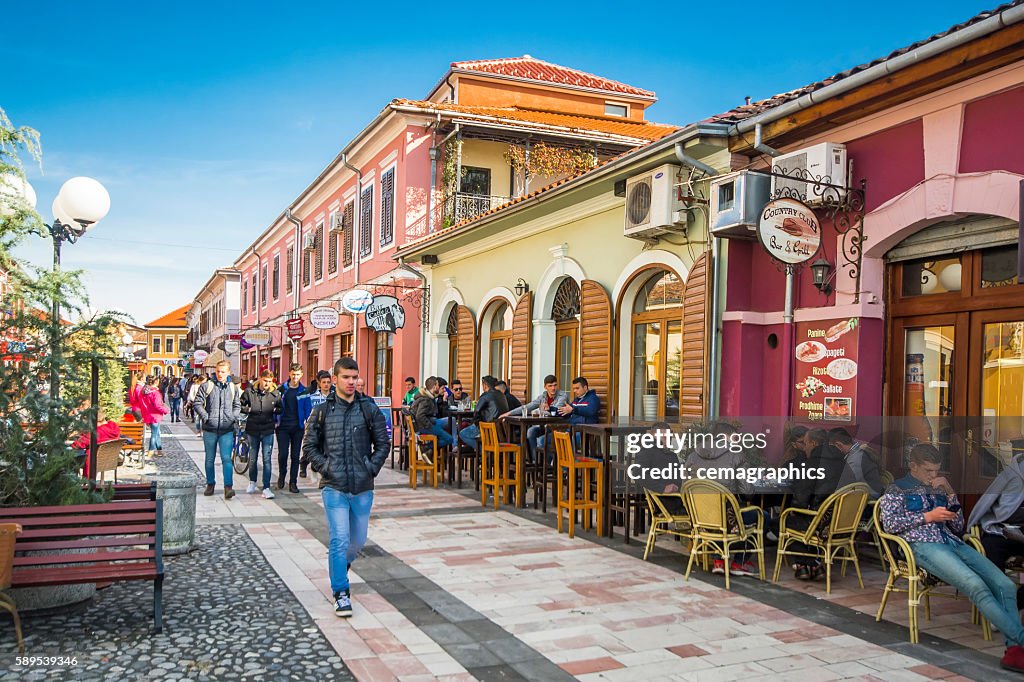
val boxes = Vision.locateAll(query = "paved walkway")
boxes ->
[168,423,1012,681]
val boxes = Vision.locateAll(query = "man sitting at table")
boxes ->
[448,380,470,409]
[501,374,568,462]
[458,376,508,456]
[495,380,522,412]
[411,377,452,453]
[967,453,1024,611]
[831,427,884,499]
[881,444,1024,673]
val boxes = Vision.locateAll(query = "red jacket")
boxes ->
[141,386,169,425]
[73,420,122,450]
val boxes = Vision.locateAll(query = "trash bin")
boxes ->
[143,471,197,555]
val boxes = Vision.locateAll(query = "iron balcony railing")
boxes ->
[442,192,511,226]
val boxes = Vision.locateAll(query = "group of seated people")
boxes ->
[402,373,600,462]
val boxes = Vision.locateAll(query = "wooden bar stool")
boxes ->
[406,415,443,489]
[554,431,604,538]
[479,422,521,508]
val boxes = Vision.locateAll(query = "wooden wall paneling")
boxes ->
[580,280,613,422]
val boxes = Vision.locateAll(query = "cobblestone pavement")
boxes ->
[2,423,1016,681]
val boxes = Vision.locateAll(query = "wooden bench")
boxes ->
[0,501,165,632]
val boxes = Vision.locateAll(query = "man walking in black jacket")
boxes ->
[241,369,282,498]
[303,358,390,617]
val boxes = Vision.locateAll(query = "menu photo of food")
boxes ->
[824,397,853,421]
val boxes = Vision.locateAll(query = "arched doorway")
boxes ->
[629,269,684,420]
[552,278,580,390]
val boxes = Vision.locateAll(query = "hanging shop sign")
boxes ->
[342,289,374,314]
[286,317,306,341]
[227,333,243,341]
[223,340,240,354]
[758,198,821,266]
[242,328,271,346]
[193,349,209,364]
[310,306,340,330]
[792,318,860,422]
[364,295,405,334]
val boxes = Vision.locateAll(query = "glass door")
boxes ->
[555,322,578,391]
[966,308,1024,493]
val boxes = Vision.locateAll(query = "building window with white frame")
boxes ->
[314,223,324,281]
[359,185,373,258]
[261,263,268,307]
[272,255,280,300]
[286,249,294,294]
[152,336,161,354]
[328,211,339,275]
[604,102,628,117]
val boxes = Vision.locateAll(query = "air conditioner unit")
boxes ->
[709,170,771,240]
[623,164,687,240]
[771,142,847,205]
[302,232,316,251]
[329,212,344,235]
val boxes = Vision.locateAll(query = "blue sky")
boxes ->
[2,0,997,325]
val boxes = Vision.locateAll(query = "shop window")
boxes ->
[980,245,1020,289]
[901,256,961,296]
[630,270,684,420]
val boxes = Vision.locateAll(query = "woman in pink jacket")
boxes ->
[141,375,170,456]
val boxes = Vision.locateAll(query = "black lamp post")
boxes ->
[514,278,530,297]
[810,258,834,296]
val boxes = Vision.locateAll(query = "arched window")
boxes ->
[630,269,683,420]
[551,278,581,389]
[486,301,511,380]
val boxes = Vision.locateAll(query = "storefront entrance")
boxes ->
[551,278,581,390]
[886,234,1023,495]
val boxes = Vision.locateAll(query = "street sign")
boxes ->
[364,295,405,333]
[757,198,821,266]
[243,328,271,346]
[227,334,243,341]
[224,340,239,354]
[286,318,305,341]
[342,289,373,313]
[193,349,209,364]
[310,306,340,330]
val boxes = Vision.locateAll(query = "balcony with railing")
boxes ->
[441,191,511,228]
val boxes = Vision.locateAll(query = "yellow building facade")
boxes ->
[144,304,189,378]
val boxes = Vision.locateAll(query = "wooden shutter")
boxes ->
[681,251,710,419]
[328,215,338,275]
[359,186,373,257]
[510,291,532,403]
[456,305,476,392]
[286,249,294,293]
[272,255,280,299]
[342,201,354,267]
[580,280,612,422]
[314,224,324,280]
[380,168,395,247]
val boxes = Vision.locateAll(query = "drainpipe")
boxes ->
[285,209,302,366]
[753,123,781,159]
[251,247,263,372]
[781,267,796,419]
[341,154,363,364]
[672,141,721,419]
[398,256,428,382]
[428,146,439,233]
[445,73,456,103]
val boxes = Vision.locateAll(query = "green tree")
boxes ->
[0,107,120,506]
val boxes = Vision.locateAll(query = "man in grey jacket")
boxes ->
[500,374,568,462]
[968,456,1024,610]
[303,357,389,618]
[193,359,242,499]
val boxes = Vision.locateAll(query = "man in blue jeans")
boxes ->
[240,369,282,498]
[193,360,242,499]
[880,443,1024,673]
[303,357,389,618]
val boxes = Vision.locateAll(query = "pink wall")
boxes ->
[960,85,1024,175]
[846,119,925,212]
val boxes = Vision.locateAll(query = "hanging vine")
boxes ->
[504,142,597,180]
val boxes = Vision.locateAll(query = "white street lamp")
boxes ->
[0,173,37,216]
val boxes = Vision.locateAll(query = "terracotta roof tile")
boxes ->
[452,56,656,99]
[392,99,676,142]
[144,303,190,329]
[704,0,1022,125]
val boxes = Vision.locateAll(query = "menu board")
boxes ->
[793,318,860,422]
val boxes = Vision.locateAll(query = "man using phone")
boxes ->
[880,444,1024,673]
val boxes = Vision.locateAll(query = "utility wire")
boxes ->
[86,236,241,253]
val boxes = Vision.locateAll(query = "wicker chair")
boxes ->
[406,415,443,489]
[873,503,992,643]
[642,490,691,561]
[772,483,870,593]
[681,479,765,590]
[0,523,23,654]
[95,439,123,483]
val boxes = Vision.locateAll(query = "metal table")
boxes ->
[390,406,409,470]
[446,409,475,488]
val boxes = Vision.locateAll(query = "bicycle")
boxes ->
[231,419,250,475]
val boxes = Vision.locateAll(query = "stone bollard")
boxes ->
[143,471,197,555]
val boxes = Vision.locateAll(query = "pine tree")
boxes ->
[0,107,120,506]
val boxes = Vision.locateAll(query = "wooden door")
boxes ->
[555,321,578,392]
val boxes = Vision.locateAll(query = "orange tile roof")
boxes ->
[452,56,656,99]
[144,303,190,329]
[392,99,676,142]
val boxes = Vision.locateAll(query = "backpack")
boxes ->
[314,395,377,450]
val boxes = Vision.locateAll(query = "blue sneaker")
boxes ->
[333,590,352,618]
